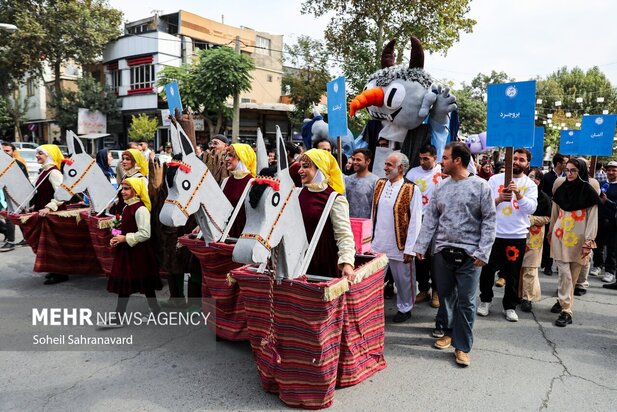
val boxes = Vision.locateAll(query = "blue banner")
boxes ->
[559,130,581,155]
[578,114,617,156]
[326,76,348,138]
[526,127,544,167]
[487,80,536,148]
[164,81,183,115]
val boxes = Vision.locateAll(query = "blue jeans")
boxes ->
[432,250,481,353]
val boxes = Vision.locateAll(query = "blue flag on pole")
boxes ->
[578,114,617,156]
[326,76,348,138]
[487,80,536,148]
[526,127,544,167]
[165,81,183,115]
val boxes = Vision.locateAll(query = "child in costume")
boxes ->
[106,177,162,325]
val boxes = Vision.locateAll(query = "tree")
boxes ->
[469,71,514,100]
[301,0,476,94]
[50,75,120,132]
[0,97,11,130]
[282,36,331,128]
[157,46,254,138]
[128,114,158,142]
[454,86,486,135]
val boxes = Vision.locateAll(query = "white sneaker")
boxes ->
[601,273,616,283]
[477,302,490,317]
[504,309,519,322]
[589,267,602,277]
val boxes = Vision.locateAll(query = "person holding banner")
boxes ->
[477,148,537,322]
[549,158,600,327]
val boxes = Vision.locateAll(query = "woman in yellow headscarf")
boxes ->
[105,177,162,326]
[33,144,65,213]
[221,143,257,238]
[297,148,355,278]
[110,148,149,214]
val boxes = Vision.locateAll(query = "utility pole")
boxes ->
[232,35,241,143]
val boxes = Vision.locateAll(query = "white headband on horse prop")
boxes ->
[159,120,234,244]
[54,131,118,214]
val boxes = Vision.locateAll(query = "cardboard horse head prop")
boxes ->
[54,131,117,213]
[159,121,234,243]
[0,150,34,212]
[349,37,457,160]
[233,126,309,281]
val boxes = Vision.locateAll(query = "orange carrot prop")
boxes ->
[349,87,385,117]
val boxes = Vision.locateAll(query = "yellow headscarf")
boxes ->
[126,148,149,177]
[37,144,65,169]
[230,143,256,177]
[125,177,151,211]
[304,149,345,194]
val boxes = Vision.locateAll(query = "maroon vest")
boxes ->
[298,186,339,277]
[32,166,59,211]
[223,174,252,238]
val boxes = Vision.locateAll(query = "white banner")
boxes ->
[77,109,106,135]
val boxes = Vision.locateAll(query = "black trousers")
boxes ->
[593,221,616,274]
[116,289,160,316]
[479,237,527,310]
[415,252,436,292]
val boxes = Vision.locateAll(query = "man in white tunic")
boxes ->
[372,152,422,323]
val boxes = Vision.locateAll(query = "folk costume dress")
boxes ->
[221,143,256,238]
[550,168,600,315]
[110,149,148,215]
[108,178,162,296]
[31,145,64,211]
[299,149,355,277]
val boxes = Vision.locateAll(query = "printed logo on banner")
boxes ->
[164,81,183,116]
[487,80,537,148]
[327,76,348,138]
[559,130,581,155]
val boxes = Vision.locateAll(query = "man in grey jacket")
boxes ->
[414,142,496,367]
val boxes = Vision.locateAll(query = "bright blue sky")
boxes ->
[110,0,617,89]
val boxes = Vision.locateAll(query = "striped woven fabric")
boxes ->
[80,212,114,276]
[178,236,247,341]
[337,254,388,387]
[231,267,347,409]
[8,209,103,275]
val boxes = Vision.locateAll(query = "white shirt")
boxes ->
[405,164,442,215]
[488,173,538,239]
[372,178,422,261]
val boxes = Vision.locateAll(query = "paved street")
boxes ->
[0,234,616,411]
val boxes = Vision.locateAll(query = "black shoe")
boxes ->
[543,268,553,276]
[16,240,27,247]
[603,282,617,290]
[392,311,411,323]
[550,301,562,313]
[44,273,54,279]
[520,299,532,312]
[384,282,394,300]
[555,312,572,327]
[574,287,587,296]
[0,241,15,252]
[43,274,69,285]
[432,327,445,338]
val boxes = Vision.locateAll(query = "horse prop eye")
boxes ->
[182,180,191,190]
[68,169,77,177]
[271,192,280,207]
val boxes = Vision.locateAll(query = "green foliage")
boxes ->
[535,66,617,153]
[282,36,331,128]
[301,0,476,94]
[50,75,120,132]
[156,46,254,136]
[0,97,11,129]
[454,87,486,135]
[128,114,158,142]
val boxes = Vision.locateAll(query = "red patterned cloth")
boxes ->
[178,236,246,341]
[80,212,114,276]
[7,209,103,275]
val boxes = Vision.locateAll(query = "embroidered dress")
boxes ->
[31,165,62,211]
[222,173,252,238]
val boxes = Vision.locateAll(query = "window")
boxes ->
[109,70,121,93]
[267,74,273,82]
[255,36,271,56]
[241,98,251,103]
[26,78,35,97]
[130,64,155,90]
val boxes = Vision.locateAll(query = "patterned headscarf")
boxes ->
[125,177,151,211]
[303,148,345,194]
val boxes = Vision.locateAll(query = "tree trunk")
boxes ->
[375,17,384,67]
[53,60,64,140]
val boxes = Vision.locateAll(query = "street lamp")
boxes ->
[0,23,18,33]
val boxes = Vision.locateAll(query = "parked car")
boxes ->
[18,148,41,184]
[11,141,38,150]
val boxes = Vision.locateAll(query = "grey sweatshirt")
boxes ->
[413,174,496,263]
